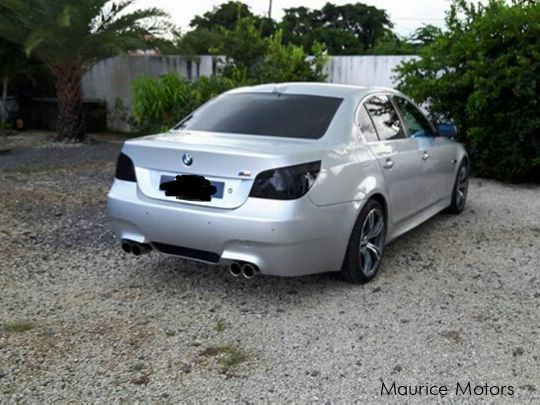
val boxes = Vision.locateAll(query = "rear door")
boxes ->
[392,96,455,205]
[360,94,427,225]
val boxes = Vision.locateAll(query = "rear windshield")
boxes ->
[176,93,343,139]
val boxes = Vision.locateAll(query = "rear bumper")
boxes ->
[107,179,359,277]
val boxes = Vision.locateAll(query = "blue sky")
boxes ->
[137,0,455,37]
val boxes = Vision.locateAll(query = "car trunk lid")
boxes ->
[122,130,323,209]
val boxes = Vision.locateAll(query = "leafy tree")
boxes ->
[218,18,328,83]
[219,18,269,76]
[396,0,540,182]
[369,32,417,55]
[280,2,392,54]
[189,1,275,35]
[190,1,254,31]
[279,6,313,41]
[0,0,170,141]
[174,1,275,55]
[369,25,443,55]
[258,32,327,83]
[410,24,443,46]
[167,28,223,55]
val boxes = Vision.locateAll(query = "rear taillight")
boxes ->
[249,161,321,200]
[115,153,136,182]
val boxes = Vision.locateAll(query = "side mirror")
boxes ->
[436,124,458,139]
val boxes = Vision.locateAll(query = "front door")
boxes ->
[392,96,455,205]
[360,94,427,226]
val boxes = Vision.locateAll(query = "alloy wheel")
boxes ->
[359,208,385,276]
[456,165,469,210]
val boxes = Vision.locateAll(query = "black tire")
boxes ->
[446,161,469,215]
[340,199,386,284]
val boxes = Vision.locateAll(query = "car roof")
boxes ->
[225,82,398,99]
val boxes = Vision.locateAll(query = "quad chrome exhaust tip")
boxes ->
[229,262,242,277]
[121,239,152,256]
[241,263,257,279]
[228,262,259,279]
[121,241,132,254]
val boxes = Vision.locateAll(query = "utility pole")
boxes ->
[268,0,273,19]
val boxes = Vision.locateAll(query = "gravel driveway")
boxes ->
[1,133,539,403]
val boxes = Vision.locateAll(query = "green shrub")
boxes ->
[218,19,328,83]
[258,32,327,83]
[191,75,244,103]
[132,74,194,132]
[396,0,540,183]
[132,74,239,132]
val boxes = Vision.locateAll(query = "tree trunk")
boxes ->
[54,66,85,142]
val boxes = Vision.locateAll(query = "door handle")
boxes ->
[421,151,430,161]
[383,158,394,169]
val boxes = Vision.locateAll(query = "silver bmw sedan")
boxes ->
[107,83,468,283]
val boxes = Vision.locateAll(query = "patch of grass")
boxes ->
[2,322,34,333]
[221,348,248,371]
[200,344,249,374]
[130,363,145,372]
[214,320,229,332]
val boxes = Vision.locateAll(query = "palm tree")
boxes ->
[0,0,169,141]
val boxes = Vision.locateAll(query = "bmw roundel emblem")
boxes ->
[182,153,193,166]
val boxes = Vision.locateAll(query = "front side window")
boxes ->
[176,93,343,139]
[394,97,435,138]
[363,95,406,141]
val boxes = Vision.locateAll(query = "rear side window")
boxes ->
[394,97,435,137]
[364,95,406,141]
[357,105,379,142]
[177,93,343,139]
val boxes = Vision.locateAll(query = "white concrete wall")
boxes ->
[82,55,417,132]
[82,55,219,132]
[324,55,418,88]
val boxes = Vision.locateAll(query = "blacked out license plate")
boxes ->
[160,175,224,200]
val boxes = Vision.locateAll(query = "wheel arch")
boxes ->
[368,192,388,223]
[454,152,470,181]
[348,192,390,240]
[339,193,389,283]
[457,146,469,170]
[362,192,391,243]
